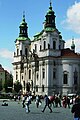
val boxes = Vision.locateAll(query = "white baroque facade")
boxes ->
[12,2,80,95]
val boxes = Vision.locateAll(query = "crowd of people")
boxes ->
[1,92,80,119]
[16,93,80,116]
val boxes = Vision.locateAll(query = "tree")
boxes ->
[0,80,2,91]
[14,80,22,93]
[4,73,13,93]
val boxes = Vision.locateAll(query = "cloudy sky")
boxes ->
[0,0,80,73]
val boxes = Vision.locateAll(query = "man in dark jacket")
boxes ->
[71,96,80,120]
[42,95,52,113]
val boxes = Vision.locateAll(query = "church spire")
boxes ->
[49,0,52,10]
[19,11,28,38]
[44,1,56,29]
[22,11,25,22]
[71,37,75,52]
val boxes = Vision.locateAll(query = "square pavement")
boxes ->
[0,100,73,120]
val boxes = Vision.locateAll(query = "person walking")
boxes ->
[25,94,31,113]
[71,96,80,120]
[35,95,41,108]
[22,95,26,108]
[42,95,52,113]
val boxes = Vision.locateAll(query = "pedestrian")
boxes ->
[55,96,59,107]
[25,95,31,113]
[49,95,55,107]
[22,95,26,108]
[67,97,70,108]
[42,95,52,113]
[71,96,80,120]
[35,95,42,108]
[62,96,67,108]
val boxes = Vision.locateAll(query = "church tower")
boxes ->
[71,38,75,52]
[44,1,56,29]
[13,12,31,93]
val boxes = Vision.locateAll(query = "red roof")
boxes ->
[0,67,5,72]
[61,48,80,58]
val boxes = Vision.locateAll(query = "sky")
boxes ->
[0,0,80,74]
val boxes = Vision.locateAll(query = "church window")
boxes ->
[21,63,24,70]
[20,50,22,55]
[74,69,78,85]
[42,85,44,92]
[25,48,27,57]
[21,30,23,33]
[42,68,45,79]
[16,72,18,80]
[42,61,45,66]
[53,71,56,79]
[22,75,23,80]
[36,85,38,92]
[31,80,33,90]
[40,45,42,51]
[29,70,31,79]
[53,41,56,49]
[59,45,61,50]
[48,43,50,49]
[53,61,56,66]
[44,41,46,50]
[17,48,19,56]
[23,81,25,90]
[37,73,38,80]
[24,30,25,33]
[63,73,68,84]
[35,44,37,52]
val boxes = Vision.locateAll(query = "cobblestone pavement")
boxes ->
[0,100,73,120]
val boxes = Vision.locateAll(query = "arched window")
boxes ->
[42,85,44,92]
[16,72,18,80]
[63,71,68,84]
[42,68,45,79]
[53,41,56,50]
[25,48,27,57]
[44,41,46,50]
[29,70,31,79]
[74,69,78,85]
[40,45,42,51]
[17,48,19,56]
[23,81,25,90]
[35,44,37,52]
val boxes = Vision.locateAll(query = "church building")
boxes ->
[12,2,80,95]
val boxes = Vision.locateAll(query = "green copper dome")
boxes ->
[44,1,56,29]
[16,12,30,41]
[20,15,27,27]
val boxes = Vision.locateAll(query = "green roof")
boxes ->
[16,36,30,41]
[44,27,55,32]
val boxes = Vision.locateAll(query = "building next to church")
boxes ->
[0,64,13,92]
[12,2,80,96]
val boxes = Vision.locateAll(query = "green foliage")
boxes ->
[4,73,13,93]
[0,80,2,91]
[14,80,22,93]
